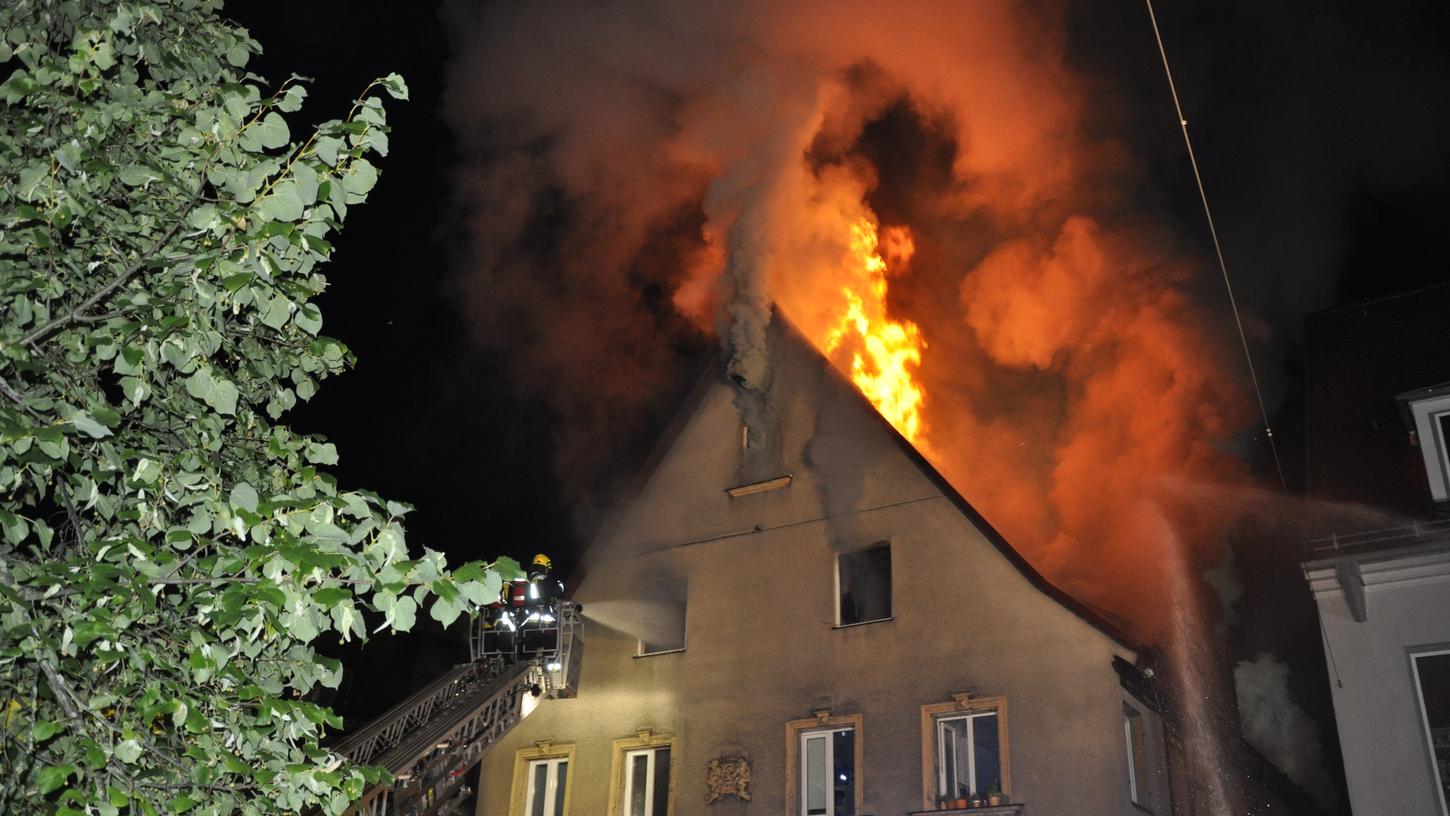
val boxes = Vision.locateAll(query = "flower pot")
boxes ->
[987,794,1003,806]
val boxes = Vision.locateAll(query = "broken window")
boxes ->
[837,544,891,626]
[638,580,687,655]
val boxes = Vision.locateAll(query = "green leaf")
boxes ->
[246,112,290,151]
[380,73,409,101]
[115,738,143,764]
[492,556,525,582]
[32,720,62,743]
[133,458,162,485]
[429,595,463,628]
[69,412,113,439]
[259,180,304,223]
[315,136,343,167]
[343,160,378,197]
[37,764,77,794]
[229,483,259,513]
[390,596,416,631]
[119,164,162,187]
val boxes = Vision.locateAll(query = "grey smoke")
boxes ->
[1234,652,1335,808]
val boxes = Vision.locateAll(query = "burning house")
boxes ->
[472,315,1262,816]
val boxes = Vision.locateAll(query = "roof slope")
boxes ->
[577,310,1143,653]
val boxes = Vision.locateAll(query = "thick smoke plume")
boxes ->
[440,0,1347,799]
[441,0,1249,634]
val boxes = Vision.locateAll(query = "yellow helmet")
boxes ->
[531,553,552,570]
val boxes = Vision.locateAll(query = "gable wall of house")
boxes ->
[477,322,1151,815]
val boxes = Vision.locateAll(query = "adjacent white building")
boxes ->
[1302,287,1450,816]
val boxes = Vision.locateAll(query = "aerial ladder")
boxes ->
[335,574,582,816]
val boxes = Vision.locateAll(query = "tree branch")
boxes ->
[21,195,201,348]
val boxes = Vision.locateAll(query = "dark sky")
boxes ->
[223,0,1450,732]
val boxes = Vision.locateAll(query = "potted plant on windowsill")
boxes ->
[935,794,950,810]
[986,784,1004,806]
[969,790,986,808]
[955,783,969,808]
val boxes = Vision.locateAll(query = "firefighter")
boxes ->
[526,553,564,608]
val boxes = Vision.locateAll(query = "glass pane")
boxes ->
[652,748,671,816]
[972,713,1001,796]
[833,729,855,816]
[940,721,959,798]
[805,734,826,814]
[1414,652,1450,810]
[530,763,548,816]
[553,761,568,816]
[629,753,648,816]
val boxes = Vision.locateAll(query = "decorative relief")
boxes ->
[705,753,751,804]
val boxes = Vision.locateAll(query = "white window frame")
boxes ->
[1411,648,1450,816]
[525,756,569,816]
[1123,704,1151,808]
[622,746,669,816]
[800,726,854,816]
[1407,393,1450,502]
[936,711,999,799]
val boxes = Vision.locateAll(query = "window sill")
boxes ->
[634,648,686,659]
[833,616,894,630]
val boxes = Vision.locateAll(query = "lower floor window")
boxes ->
[937,711,1001,800]
[624,746,671,816]
[801,727,856,816]
[527,756,568,816]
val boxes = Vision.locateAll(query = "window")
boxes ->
[526,757,569,816]
[1124,704,1151,808]
[510,742,574,816]
[919,696,1010,809]
[637,580,686,656]
[623,747,671,816]
[801,727,855,816]
[1412,649,1450,815]
[837,544,891,626]
[787,712,863,816]
[1404,391,1450,502]
[608,729,675,816]
[936,712,1001,800]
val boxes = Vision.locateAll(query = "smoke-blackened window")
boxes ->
[837,544,892,626]
[638,580,687,655]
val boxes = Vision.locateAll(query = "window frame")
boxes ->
[935,710,1001,801]
[509,741,575,816]
[635,580,688,657]
[607,729,676,816]
[919,695,1010,810]
[1410,647,1450,816]
[786,712,864,816]
[1123,702,1152,810]
[834,542,893,628]
[1406,392,1450,502]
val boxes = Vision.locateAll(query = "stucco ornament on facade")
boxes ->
[705,753,752,803]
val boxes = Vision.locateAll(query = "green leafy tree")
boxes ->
[0,2,507,813]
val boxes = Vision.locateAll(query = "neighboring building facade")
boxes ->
[476,320,1178,816]
[1302,284,1450,816]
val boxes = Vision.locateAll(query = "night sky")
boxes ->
[225,0,1449,756]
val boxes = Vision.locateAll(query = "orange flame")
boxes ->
[821,219,928,444]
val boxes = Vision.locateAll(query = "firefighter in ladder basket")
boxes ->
[482,554,564,659]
